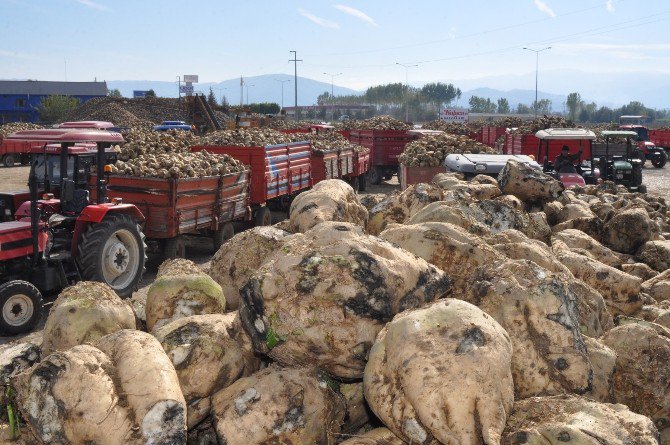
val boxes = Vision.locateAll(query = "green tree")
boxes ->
[566,92,582,121]
[533,99,552,114]
[579,102,597,122]
[497,98,510,114]
[421,82,461,112]
[108,88,122,98]
[207,87,218,107]
[145,89,156,97]
[516,103,532,114]
[36,95,80,124]
[468,96,497,113]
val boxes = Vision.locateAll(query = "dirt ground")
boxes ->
[0,163,666,345]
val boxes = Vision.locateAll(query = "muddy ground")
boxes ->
[0,163,666,345]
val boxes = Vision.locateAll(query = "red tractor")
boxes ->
[619,115,668,168]
[0,129,147,334]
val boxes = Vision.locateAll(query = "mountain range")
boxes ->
[107,69,669,111]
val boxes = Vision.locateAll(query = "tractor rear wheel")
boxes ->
[213,222,234,251]
[77,214,146,298]
[358,174,367,192]
[0,281,43,335]
[254,206,272,226]
[631,165,643,188]
[349,176,360,192]
[651,150,668,168]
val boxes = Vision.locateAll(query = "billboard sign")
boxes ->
[183,75,199,83]
[133,90,150,98]
[179,85,194,94]
[440,108,469,123]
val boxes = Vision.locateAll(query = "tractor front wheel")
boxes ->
[0,281,43,335]
[651,150,668,168]
[632,149,647,167]
[77,214,146,298]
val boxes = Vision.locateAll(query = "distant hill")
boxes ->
[107,74,360,106]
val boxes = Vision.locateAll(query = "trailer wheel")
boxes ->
[369,167,383,185]
[349,176,360,192]
[0,281,43,335]
[255,207,272,226]
[213,222,234,251]
[77,214,147,298]
[162,236,186,260]
[651,150,667,168]
[2,154,15,168]
[358,174,367,192]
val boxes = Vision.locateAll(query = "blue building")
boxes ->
[0,80,107,123]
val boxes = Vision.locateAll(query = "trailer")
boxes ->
[398,164,446,190]
[649,129,670,151]
[480,126,507,147]
[0,139,35,167]
[191,141,312,219]
[503,132,587,162]
[349,129,413,185]
[90,170,250,258]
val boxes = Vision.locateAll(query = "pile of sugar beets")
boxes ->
[2,161,670,444]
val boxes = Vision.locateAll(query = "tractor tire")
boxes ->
[20,154,31,165]
[162,236,186,260]
[77,214,146,298]
[369,166,383,185]
[213,222,234,251]
[638,184,648,194]
[358,174,367,192]
[0,280,43,335]
[651,150,668,168]
[631,165,643,188]
[2,154,15,168]
[255,206,272,227]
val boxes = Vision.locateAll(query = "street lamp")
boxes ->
[245,84,255,105]
[274,79,291,110]
[523,46,551,117]
[323,72,342,97]
[396,62,418,122]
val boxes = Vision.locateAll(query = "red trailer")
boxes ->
[650,129,670,150]
[503,132,586,163]
[0,139,36,167]
[191,141,312,217]
[398,164,445,191]
[349,129,412,184]
[90,170,250,258]
[481,126,506,147]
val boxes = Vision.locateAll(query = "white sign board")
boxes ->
[183,75,199,83]
[179,85,194,94]
[440,108,469,123]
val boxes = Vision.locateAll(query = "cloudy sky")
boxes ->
[1,0,669,89]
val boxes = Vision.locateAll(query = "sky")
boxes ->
[2,0,670,91]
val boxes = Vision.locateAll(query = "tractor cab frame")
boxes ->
[535,128,596,188]
[594,130,646,193]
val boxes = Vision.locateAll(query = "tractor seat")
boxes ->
[61,189,89,215]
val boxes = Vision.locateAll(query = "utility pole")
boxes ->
[176,76,181,100]
[289,51,302,120]
[396,62,418,122]
[245,84,255,105]
[323,72,342,96]
[275,79,291,110]
[239,76,244,106]
[523,46,551,118]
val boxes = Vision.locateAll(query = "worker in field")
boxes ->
[554,145,582,173]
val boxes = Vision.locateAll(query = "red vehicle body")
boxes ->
[349,129,413,184]
[504,132,588,163]
[398,164,445,190]
[649,129,670,149]
[619,124,667,168]
[481,126,506,147]
[57,121,116,130]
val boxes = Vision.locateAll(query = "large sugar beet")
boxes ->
[208,226,290,310]
[210,366,345,445]
[553,228,625,268]
[15,331,186,445]
[603,207,659,254]
[637,240,670,272]
[498,159,564,203]
[379,222,503,292]
[601,319,670,431]
[364,299,514,444]
[502,395,659,444]
[553,240,642,316]
[367,184,443,235]
[340,382,370,434]
[338,428,405,445]
[42,281,136,355]
[289,179,368,233]
[407,200,491,236]
[239,222,450,379]
[460,260,593,398]
[153,313,260,428]
[0,342,40,406]
[583,336,616,402]
[146,259,225,330]
[642,269,670,301]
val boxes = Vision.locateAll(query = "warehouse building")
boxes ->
[0,80,107,123]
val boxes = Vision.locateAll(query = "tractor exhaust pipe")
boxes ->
[29,147,41,267]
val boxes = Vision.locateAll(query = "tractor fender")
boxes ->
[72,203,145,255]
